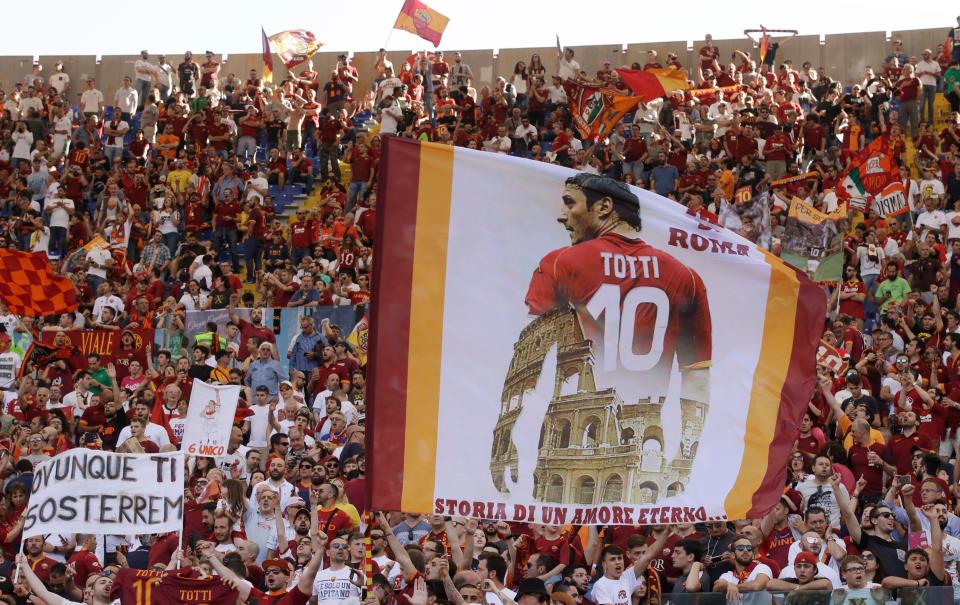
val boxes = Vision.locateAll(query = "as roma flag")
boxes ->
[564,80,642,141]
[616,67,691,100]
[393,0,449,48]
[268,30,323,69]
[0,250,77,317]
[261,26,274,83]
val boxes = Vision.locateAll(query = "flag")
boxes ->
[346,311,369,366]
[82,235,108,252]
[268,30,323,69]
[368,137,825,521]
[817,339,848,376]
[871,182,910,218]
[393,0,449,48]
[759,31,771,64]
[564,80,643,141]
[837,135,899,211]
[18,341,79,378]
[261,26,273,84]
[0,250,77,317]
[616,67,691,101]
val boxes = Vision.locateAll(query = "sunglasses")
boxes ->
[734,545,754,552]
[330,543,349,550]
[872,512,893,519]
[862,554,876,560]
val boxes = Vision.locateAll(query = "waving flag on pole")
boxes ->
[393,0,449,48]
[616,67,692,101]
[268,30,323,69]
[261,26,273,84]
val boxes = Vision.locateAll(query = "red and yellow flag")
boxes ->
[261,26,273,84]
[393,0,449,48]
[615,67,691,101]
[268,30,323,69]
[0,250,77,317]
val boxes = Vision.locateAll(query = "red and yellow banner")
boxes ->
[368,138,825,521]
[393,0,449,48]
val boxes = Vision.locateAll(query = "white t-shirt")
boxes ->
[49,72,70,94]
[856,245,885,277]
[63,389,92,418]
[590,574,637,605]
[247,404,270,448]
[115,422,171,448]
[80,89,104,114]
[916,60,941,87]
[920,179,945,200]
[134,59,155,82]
[93,294,125,322]
[0,352,21,389]
[313,565,361,602]
[11,131,33,160]
[53,114,73,140]
[559,58,581,81]
[717,563,773,605]
[48,198,74,228]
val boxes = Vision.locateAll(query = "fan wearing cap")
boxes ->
[515,578,551,605]
[778,531,842,587]
[766,551,834,592]
[713,535,772,604]
[758,489,803,569]
[524,172,711,423]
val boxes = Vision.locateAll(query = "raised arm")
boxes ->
[377,511,417,577]
[16,553,69,605]
[833,471,862,544]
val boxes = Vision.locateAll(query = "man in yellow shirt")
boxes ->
[166,160,192,192]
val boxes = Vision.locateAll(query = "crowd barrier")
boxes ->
[0,26,950,106]
[661,586,955,605]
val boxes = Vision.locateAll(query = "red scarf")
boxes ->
[736,561,759,584]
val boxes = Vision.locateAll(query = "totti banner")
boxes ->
[368,138,825,524]
[180,379,241,457]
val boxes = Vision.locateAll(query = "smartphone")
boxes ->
[896,475,911,486]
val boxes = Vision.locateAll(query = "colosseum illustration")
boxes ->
[489,307,708,505]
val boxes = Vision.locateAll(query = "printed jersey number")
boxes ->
[585,284,668,372]
[132,577,160,605]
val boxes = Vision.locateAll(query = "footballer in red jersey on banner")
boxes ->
[490,174,712,505]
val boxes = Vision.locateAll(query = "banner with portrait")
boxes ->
[368,138,825,523]
[180,379,241,457]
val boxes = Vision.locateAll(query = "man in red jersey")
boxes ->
[200,528,325,605]
[524,173,711,410]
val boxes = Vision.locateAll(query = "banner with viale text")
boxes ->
[368,138,825,524]
[23,450,184,538]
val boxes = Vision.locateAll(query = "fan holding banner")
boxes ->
[181,379,241,457]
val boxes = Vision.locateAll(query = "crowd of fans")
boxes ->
[0,19,959,605]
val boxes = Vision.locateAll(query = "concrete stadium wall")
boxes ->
[0,28,951,100]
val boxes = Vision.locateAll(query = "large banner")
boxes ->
[38,328,155,388]
[368,139,825,523]
[781,199,848,283]
[23,450,184,538]
[180,379,241,457]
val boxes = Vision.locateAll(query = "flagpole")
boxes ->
[177,454,186,569]
[383,29,395,52]
[13,537,25,584]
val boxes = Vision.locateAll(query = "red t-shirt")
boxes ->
[761,525,796,570]
[899,77,921,102]
[350,150,375,183]
[848,442,887,495]
[886,431,933,474]
[525,233,712,383]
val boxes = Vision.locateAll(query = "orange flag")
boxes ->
[393,0,449,48]
[564,81,643,141]
[0,250,77,317]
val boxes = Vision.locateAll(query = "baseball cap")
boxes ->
[795,551,818,566]
[262,559,291,574]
